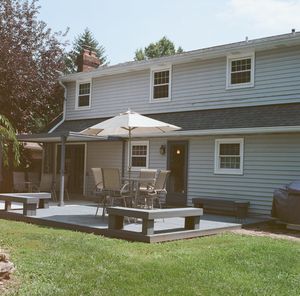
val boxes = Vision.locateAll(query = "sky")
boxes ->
[38,0,300,65]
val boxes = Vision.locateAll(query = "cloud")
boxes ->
[219,0,300,34]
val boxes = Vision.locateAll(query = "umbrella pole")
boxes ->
[128,128,131,181]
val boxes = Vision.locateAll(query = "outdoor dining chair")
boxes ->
[101,168,130,207]
[13,172,26,192]
[91,168,110,217]
[138,169,157,192]
[134,169,157,207]
[33,173,56,201]
[144,170,171,209]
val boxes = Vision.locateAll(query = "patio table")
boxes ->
[122,177,156,207]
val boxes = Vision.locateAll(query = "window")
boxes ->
[76,80,91,109]
[226,53,255,89]
[150,67,171,102]
[214,138,244,175]
[130,141,149,170]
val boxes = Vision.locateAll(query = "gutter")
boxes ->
[49,79,67,133]
[128,126,300,138]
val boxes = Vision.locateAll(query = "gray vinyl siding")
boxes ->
[85,141,123,196]
[123,139,167,178]
[65,45,300,121]
[188,133,300,216]
[83,134,300,215]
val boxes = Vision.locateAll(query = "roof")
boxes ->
[61,31,300,82]
[17,131,121,143]
[53,103,300,135]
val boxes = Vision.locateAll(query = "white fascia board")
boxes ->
[129,126,300,139]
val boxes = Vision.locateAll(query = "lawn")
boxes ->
[1,219,299,296]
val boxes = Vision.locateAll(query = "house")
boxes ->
[19,31,300,216]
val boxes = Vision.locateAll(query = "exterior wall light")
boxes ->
[160,145,166,155]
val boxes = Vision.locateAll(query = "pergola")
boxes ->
[17,131,121,206]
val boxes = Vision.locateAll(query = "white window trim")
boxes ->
[75,79,92,110]
[149,65,172,103]
[129,140,149,171]
[226,53,255,89]
[214,138,244,175]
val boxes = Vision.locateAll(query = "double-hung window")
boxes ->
[150,67,171,102]
[130,141,149,170]
[76,80,91,109]
[226,53,255,88]
[214,138,244,175]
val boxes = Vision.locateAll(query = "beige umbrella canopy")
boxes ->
[81,109,181,176]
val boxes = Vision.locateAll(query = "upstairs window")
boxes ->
[227,53,255,89]
[150,67,171,102]
[214,138,244,175]
[130,141,149,170]
[76,81,91,109]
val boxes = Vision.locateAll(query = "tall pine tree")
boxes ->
[65,28,107,73]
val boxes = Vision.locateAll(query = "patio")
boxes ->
[0,200,266,243]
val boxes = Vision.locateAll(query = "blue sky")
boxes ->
[38,0,300,65]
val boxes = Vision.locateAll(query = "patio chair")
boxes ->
[90,168,110,217]
[28,172,40,188]
[13,172,26,192]
[138,169,157,192]
[144,170,170,209]
[135,169,157,207]
[33,173,56,201]
[101,168,129,207]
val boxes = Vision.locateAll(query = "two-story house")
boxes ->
[20,31,300,216]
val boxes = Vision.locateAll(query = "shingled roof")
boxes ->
[52,103,300,134]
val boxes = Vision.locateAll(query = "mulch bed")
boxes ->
[232,221,300,241]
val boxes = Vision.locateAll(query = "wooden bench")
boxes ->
[107,207,203,236]
[0,192,52,216]
[192,198,249,219]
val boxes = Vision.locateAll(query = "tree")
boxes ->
[0,115,20,186]
[0,0,67,133]
[134,36,183,61]
[65,28,107,73]
[0,115,19,167]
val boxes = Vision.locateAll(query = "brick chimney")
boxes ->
[77,49,100,72]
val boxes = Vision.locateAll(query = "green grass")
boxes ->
[1,220,299,296]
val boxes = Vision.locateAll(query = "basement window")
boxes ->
[76,80,91,109]
[214,138,244,175]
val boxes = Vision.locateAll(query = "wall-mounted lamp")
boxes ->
[160,145,166,155]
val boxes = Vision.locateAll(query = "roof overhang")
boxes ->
[129,126,300,138]
[17,131,122,143]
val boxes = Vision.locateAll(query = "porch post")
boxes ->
[59,135,66,206]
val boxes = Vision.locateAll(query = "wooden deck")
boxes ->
[0,201,267,243]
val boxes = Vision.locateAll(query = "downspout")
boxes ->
[49,79,67,133]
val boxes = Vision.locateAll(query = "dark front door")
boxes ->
[56,144,85,195]
[166,141,188,206]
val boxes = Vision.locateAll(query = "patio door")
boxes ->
[166,141,188,206]
[56,143,85,196]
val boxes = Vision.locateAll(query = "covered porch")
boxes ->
[17,131,124,205]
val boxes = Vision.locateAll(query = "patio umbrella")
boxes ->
[81,109,181,177]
